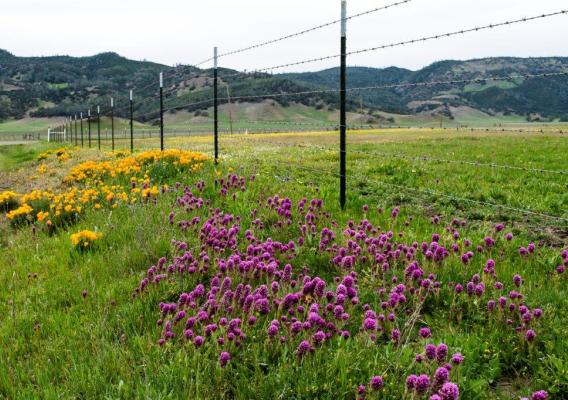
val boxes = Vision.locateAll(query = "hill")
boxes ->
[1,49,568,124]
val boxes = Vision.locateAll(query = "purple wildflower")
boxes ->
[436,343,448,362]
[296,340,311,356]
[419,327,432,338]
[406,375,418,390]
[369,375,384,390]
[439,382,460,400]
[416,374,430,394]
[434,367,449,384]
[219,351,231,367]
[525,329,536,342]
[451,353,464,365]
[531,390,548,400]
[425,344,437,360]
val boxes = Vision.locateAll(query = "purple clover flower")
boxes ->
[531,390,548,400]
[438,382,459,400]
[369,375,384,390]
[219,351,231,367]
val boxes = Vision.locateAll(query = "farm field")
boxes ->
[0,128,567,399]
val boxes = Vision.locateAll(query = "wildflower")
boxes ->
[419,327,432,338]
[193,336,204,348]
[525,330,536,342]
[369,376,384,390]
[71,230,102,248]
[434,367,449,385]
[363,318,377,331]
[425,344,437,360]
[531,390,548,400]
[296,340,311,356]
[219,351,231,367]
[416,374,430,394]
[436,344,448,361]
[438,382,459,400]
[406,375,418,389]
[391,207,399,218]
[312,330,326,344]
[451,353,464,365]
[391,328,400,343]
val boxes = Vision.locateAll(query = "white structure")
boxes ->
[47,128,66,142]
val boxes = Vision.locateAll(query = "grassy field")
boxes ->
[2,104,564,140]
[0,129,567,399]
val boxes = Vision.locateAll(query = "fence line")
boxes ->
[40,1,568,225]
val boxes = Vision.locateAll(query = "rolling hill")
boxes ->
[1,48,568,126]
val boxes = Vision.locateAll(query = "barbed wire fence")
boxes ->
[40,1,568,226]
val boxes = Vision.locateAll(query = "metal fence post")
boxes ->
[97,105,101,150]
[129,90,134,153]
[339,0,347,209]
[214,46,219,163]
[160,72,164,151]
[88,109,92,148]
[80,112,84,147]
[111,97,115,151]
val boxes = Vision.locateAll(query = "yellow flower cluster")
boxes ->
[4,148,208,229]
[0,191,19,210]
[37,211,49,222]
[71,230,102,248]
[135,149,208,167]
[6,203,33,221]
[38,147,72,162]
[65,149,208,184]
[64,158,141,183]
[105,149,131,158]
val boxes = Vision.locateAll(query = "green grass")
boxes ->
[0,144,44,172]
[0,129,567,399]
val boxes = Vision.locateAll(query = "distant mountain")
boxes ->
[1,49,567,123]
[284,58,568,118]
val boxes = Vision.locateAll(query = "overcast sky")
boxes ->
[1,0,566,72]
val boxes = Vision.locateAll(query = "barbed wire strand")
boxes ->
[193,0,414,66]
[223,10,568,75]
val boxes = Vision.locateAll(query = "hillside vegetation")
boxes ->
[1,49,568,124]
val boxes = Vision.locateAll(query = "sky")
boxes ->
[0,0,566,72]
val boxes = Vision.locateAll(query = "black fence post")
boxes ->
[88,109,92,148]
[339,0,347,210]
[80,112,84,148]
[160,72,164,151]
[111,97,115,151]
[214,46,219,163]
[130,90,134,153]
[97,105,101,150]
[74,115,78,146]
